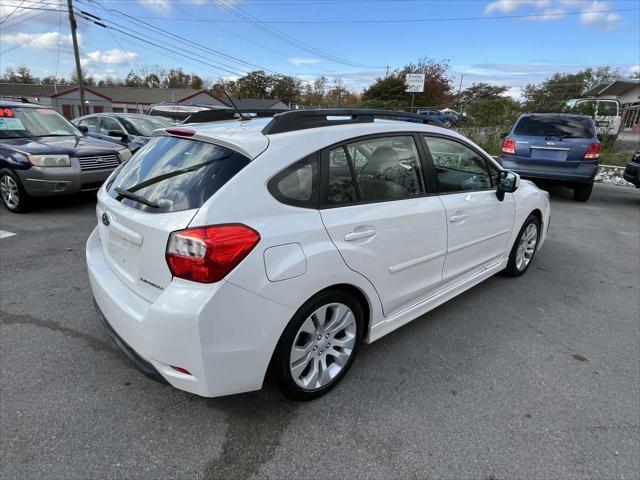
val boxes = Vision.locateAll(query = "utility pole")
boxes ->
[385,65,390,78]
[66,0,86,115]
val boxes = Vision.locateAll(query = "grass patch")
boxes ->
[599,150,633,167]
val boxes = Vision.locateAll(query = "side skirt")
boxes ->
[367,257,508,342]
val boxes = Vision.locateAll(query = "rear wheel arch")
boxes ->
[530,208,543,234]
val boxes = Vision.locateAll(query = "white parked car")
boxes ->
[87,109,551,401]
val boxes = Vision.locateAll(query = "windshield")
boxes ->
[514,116,595,139]
[119,116,170,136]
[107,136,250,213]
[0,106,82,139]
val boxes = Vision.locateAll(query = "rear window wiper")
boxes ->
[123,155,230,194]
[114,187,159,208]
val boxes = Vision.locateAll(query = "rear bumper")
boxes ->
[500,157,597,185]
[86,227,295,398]
[94,300,168,385]
[17,163,116,197]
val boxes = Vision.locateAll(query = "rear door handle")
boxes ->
[449,213,468,222]
[345,229,376,241]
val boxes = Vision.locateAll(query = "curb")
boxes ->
[595,164,634,187]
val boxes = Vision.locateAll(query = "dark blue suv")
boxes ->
[499,114,600,201]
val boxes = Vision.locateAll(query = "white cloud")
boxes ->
[288,58,321,65]
[0,31,74,51]
[630,65,640,75]
[578,1,622,30]
[81,49,138,67]
[138,0,172,14]
[485,0,623,29]
[524,8,566,20]
[485,0,550,14]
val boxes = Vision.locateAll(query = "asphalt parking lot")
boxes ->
[1,183,638,480]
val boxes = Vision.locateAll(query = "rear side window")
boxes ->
[514,116,595,139]
[268,154,318,208]
[107,136,250,213]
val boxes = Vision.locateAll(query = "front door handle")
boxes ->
[345,229,376,241]
[449,213,468,222]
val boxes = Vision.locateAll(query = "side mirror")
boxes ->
[499,132,508,139]
[108,130,128,140]
[78,125,89,133]
[496,170,520,201]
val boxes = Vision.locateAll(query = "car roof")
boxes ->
[0,101,44,108]
[521,112,592,119]
[156,117,468,160]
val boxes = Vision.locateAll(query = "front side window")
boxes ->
[99,116,123,134]
[119,116,170,136]
[79,116,98,132]
[326,135,425,205]
[423,136,491,192]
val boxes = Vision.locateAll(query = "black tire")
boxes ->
[504,214,541,277]
[0,168,30,213]
[573,183,593,202]
[273,289,364,401]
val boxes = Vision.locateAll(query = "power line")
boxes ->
[79,0,282,75]
[75,13,249,77]
[134,7,638,24]
[1,3,52,30]
[0,1,27,25]
[214,1,385,70]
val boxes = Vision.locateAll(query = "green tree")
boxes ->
[523,67,622,112]
[235,70,272,98]
[2,66,36,83]
[396,58,454,107]
[460,83,509,103]
[124,70,142,87]
[271,75,302,105]
[361,76,407,107]
[190,75,204,89]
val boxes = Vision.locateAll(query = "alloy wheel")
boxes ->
[0,175,19,210]
[289,302,357,391]
[515,223,538,271]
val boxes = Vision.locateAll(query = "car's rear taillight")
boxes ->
[166,224,260,283]
[502,137,516,155]
[584,143,601,160]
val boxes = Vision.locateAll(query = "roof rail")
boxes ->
[261,109,445,135]
[183,107,289,124]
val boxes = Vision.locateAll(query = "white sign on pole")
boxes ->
[405,73,425,93]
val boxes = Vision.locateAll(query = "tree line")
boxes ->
[2,62,636,122]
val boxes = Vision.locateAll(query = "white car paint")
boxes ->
[87,117,550,398]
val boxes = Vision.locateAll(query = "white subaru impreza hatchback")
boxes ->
[87,109,550,400]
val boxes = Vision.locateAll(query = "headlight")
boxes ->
[27,154,70,167]
[118,149,132,162]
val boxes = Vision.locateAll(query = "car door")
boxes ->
[319,134,448,317]
[421,135,515,282]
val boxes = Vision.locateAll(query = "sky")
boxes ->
[0,0,639,98]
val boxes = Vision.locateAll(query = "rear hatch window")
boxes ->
[107,135,250,213]
[514,116,594,139]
